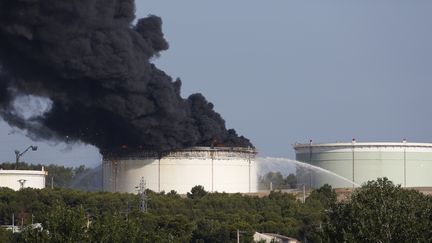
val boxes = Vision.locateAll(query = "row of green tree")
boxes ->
[1,178,431,242]
[0,185,327,242]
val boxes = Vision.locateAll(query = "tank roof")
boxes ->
[0,169,47,175]
[103,146,257,159]
[293,141,432,150]
[173,146,256,152]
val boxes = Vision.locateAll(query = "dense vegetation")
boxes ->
[322,178,432,242]
[0,186,327,242]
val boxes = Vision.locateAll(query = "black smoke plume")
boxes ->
[0,0,252,154]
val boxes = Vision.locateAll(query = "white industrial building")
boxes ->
[103,147,257,194]
[253,232,300,243]
[294,140,432,188]
[0,167,47,190]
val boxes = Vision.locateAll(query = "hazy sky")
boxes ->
[1,1,431,167]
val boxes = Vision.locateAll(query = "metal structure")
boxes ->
[294,140,432,189]
[0,167,47,191]
[103,147,258,194]
[137,177,148,213]
[14,145,38,169]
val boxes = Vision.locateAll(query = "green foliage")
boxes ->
[88,213,141,243]
[20,204,89,243]
[187,185,208,199]
[19,224,48,243]
[2,174,431,242]
[323,178,432,242]
[306,184,337,208]
[44,205,89,242]
[0,228,13,243]
[0,183,344,242]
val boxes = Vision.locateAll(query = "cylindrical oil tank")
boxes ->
[0,168,47,191]
[294,141,432,189]
[102,147,257,194]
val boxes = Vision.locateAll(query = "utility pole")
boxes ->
[352,138,356,188]
[138,177,148,213]
[12,213,15,233]
[303,184,306,203]
[403,139,407,187]
[248,152,251,193]
[236,229,246,243]
[309,139,313,188]
[125,200,130,220]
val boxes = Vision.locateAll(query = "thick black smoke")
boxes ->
[0,0,252,154]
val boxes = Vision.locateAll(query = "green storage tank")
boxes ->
[294,140,432,188]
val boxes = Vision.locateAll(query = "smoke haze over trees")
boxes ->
[0,162,102,191]
[0,0,252,155]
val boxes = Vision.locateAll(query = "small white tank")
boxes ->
[102,147,257,194]
[0,167,47,190]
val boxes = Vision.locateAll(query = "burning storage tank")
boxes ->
[0,1,256,194]
[294,140,432,189]
[103,147,257,194]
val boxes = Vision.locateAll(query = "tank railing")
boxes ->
[294,141,432,149]
[170,146,256,153]
[162,150,256,160]
[103,147,257,160]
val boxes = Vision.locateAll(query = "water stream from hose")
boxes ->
[258,157,360,187]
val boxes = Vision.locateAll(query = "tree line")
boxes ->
[0,185,328,242]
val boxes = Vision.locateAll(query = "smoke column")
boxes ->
[0,0,252,154]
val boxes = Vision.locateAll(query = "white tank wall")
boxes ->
[0,169,47,191]
[294,142,432,188]
[103,148,257,194]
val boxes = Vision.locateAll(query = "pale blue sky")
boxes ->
[1,1,431,167]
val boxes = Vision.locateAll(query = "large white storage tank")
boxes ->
[103,147,257,194]
[294,141,432,189]
[0,168,47,191]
